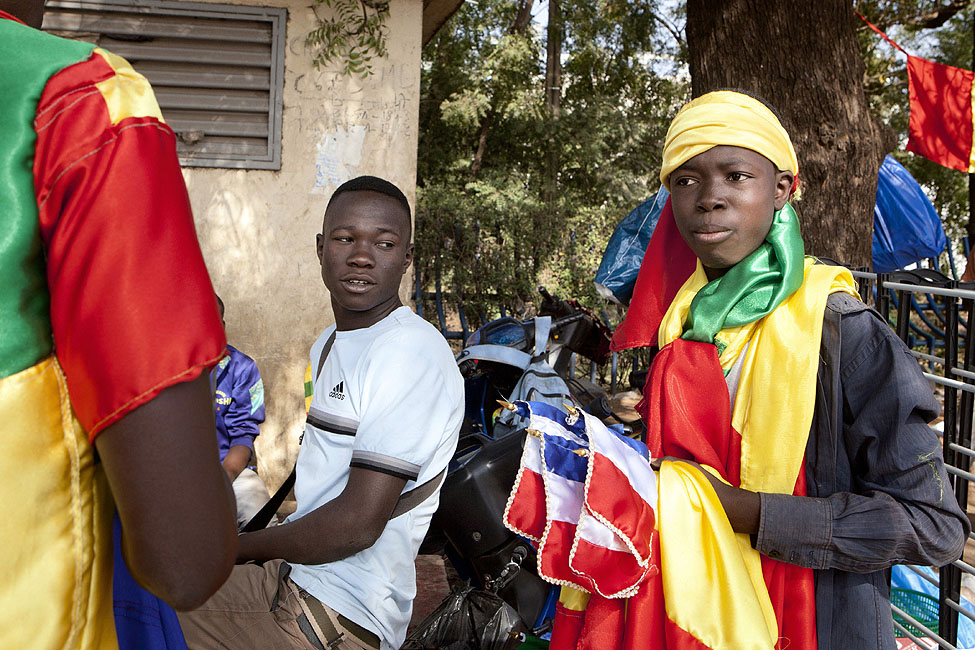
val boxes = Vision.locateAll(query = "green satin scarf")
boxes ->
[681,202,805,346]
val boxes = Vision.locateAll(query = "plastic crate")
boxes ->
[891,587,940,637]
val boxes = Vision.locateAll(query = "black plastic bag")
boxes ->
[402,583,528,650]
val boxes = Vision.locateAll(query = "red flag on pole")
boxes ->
[858,12,975,174]
[906,56,974,173]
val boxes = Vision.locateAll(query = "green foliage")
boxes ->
[856,2,972,253]
[306,0,389,77]
[417,0,688,326]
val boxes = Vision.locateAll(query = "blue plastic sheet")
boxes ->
[874,155,947,273]
[594,188,669,305]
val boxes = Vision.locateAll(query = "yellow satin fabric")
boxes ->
[658,462,776,649]
[658,90,798,192]
[305,362,314,413]
[660,259,859,490]
[657,261,755,368]
[656,260,858,649]
[559,584,591,612]
[734,264,858,492]
[0,357,117,649]
[94,48,165,125]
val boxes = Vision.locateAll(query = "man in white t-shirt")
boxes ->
[178,176,464,650]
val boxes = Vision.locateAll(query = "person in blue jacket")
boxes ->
[214,295,270,527]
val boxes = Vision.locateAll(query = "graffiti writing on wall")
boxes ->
[312,126,367,194]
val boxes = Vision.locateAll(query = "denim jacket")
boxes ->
[755,292,969,649]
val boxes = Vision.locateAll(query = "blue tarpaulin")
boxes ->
[873,154,947,273]
[594,188,668,305]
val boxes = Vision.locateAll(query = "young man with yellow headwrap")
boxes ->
[549,91,969,650]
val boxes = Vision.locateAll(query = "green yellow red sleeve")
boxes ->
[33,49,226,441]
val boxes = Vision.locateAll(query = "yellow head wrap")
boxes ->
[659,90,799,195]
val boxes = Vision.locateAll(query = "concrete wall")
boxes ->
[180,0,423,489]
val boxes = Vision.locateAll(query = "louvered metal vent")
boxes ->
[43,0,286,170]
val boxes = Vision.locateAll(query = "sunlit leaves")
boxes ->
[306,0,389,77]
[416,0,687,321]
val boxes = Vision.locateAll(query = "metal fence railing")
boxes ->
[852,268,975,649]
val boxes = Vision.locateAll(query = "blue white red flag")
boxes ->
[503,400,658,598]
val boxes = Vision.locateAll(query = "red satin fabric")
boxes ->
[622,535,667,648]
[588,453,655,558]
[640,339,742,485]
[610,201,697,353]
[550,602,588,650]
[642,337,816,649]
[0,9,24,24]
[34,52,225,439]
[556,528,816,649]
[576,595,625,650]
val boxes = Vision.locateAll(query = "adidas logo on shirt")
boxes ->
[329,381,346,400]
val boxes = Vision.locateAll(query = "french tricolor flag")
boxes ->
[572,409,658,598]
[504,401,590,590]
[503,401,658,598]
[504,421,548,544]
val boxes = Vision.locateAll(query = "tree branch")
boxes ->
[862,0,970,32]
[511,0,534,35]
[905,0,969,29]
[469,0,535,178]
[470,107,496,179]
[650,10,684,46]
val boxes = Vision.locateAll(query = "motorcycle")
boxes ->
[420,288,618,635]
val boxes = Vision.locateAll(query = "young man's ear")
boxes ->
[316,233,324,264]
[773,171,795,210]
[403,243,414,270]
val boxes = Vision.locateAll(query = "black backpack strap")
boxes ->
[241,468,295,532]
[240,331,336,533]
[243,465,447,532]
[316,331,337,380]
[389,468,447,519]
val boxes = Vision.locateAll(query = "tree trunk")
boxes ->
[543,0,562,204]
[470,107,495,178]
[685,0,890,268]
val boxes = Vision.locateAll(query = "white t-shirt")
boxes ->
[287,306,463,650]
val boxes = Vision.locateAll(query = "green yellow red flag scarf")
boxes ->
[669,201,805,351]
[549,200,858,650]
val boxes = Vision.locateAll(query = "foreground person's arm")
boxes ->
[95,374,238,610]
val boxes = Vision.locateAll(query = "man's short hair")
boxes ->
[325,176,412,222]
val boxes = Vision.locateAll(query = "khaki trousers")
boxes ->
[177,560,380,650]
